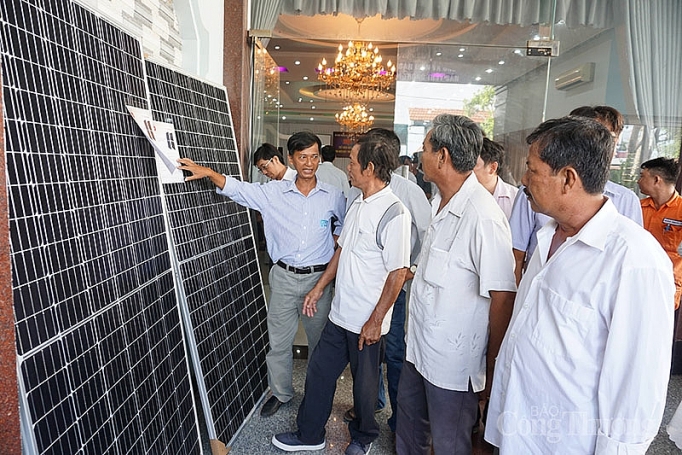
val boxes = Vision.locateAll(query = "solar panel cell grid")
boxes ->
[2,0,200,453]
[146,60,268,444]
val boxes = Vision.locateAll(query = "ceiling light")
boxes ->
[458,54,464,58]
[310,117,314,121]
[485,68,493,73]
[475,76,482,81]
[335,103,374,133]
[298,98,302,102]
[303,76,308,80]
[514,49,524,55]
[317,41,395,103]
[311,106,316,109]
[285,81,290,84]
[295,60,301,65]
[419,65,426,71]
[274,45,280,50]
[436,52,442,56]
[498,60,505,65]
[459,48,465,52]
[368,107,374,112]
[282,116,286,120]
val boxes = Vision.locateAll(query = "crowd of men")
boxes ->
[178,105,678,455]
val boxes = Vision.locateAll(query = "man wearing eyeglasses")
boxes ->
[178,131,346,418]
[254,143,297,181]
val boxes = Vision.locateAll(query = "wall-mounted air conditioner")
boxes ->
[554,62,595,90]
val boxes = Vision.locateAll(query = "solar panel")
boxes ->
[145,61,269,446]
[1,0,201,453]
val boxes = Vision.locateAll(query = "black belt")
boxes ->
[276,260,327,274]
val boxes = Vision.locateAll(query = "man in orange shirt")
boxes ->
[639,157,682,309]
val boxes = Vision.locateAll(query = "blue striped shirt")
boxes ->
[218,176,346,267]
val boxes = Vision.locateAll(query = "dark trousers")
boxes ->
[384,288,407,431]
[395,361,479,455]
[297,321,385,445]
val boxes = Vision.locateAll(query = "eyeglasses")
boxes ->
[257,158,273,174]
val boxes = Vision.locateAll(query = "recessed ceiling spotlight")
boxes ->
[298,98,302,102]
[485,68,493,73]
[419,65,426,71]
[458,54,464,58]
[310,117,314,121]
[294,60,301,65]
[311,106,316,109]
[285,81,290,84]
[436,51,442,56]
[475,76,482,81]
[368,107,374,111]
[498,60,505,65]
[309,100,314,103]
[514,49,524,55]
[459,48,465,52]
[303,76,308,80]
[282,116,286,120]
[274,45,281,50]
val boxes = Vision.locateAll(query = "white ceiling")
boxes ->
[263,13,603,129]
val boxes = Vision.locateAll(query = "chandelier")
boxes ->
[335,103,375,133]
[317,41,396,103]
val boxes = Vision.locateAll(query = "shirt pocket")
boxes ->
[530,287,596,360]
[422,247,450,288]
[660,221,682,253]
[350,228,378,259]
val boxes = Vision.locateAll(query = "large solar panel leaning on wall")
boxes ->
[145,60,269,446]
[0,1,201,453]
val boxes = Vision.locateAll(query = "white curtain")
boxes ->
[280,0,614,28]
[252,0,285,31]
[621,0,682,129]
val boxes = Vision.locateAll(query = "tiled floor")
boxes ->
[224,362,682,454]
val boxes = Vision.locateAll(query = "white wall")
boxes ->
[75,0,182,66]
[75,0,224,85]
[175,0,225,84]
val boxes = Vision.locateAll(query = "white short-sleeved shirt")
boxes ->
[347,174,431,265]
[492,177,519,220]
[329,185,411,335]
[485,200,675,454]
[406,173,516,392]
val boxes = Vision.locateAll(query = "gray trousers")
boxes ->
[265,264,332,402]
[396,361,479,455]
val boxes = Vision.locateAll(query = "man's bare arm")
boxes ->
[483,290,516,400]
[513,248,526,286]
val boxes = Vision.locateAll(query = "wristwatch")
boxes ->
[409,264,417,274]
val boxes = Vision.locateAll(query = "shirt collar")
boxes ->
[662,192,681,208]
[440,172,479,217]
[492,177,515,199]
[641,192,680,209]
[358,184,392,203]
[281,177,329,195]
[537,198,617,255]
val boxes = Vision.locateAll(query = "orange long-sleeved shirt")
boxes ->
[642,192,682,308]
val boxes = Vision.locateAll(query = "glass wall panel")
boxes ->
[251,40,281,182]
